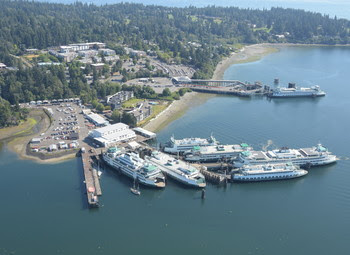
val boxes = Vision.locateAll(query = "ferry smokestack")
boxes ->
[288,83,296,88]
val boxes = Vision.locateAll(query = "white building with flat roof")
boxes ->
[86,113,109,127]
[133,127,156,139]
[89,123,136,147]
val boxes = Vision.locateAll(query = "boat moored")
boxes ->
[146,151,206,188]
[233,162,308,182]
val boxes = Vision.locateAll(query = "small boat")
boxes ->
[130,176,141,195]
[130,187,141,195]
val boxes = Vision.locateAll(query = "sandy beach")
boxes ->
[212,43,279,80]
[1,108,78,164]
[143,92,213,132]
[144,44,280,132]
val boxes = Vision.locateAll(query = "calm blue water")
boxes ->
[39,0,350,19]
[1,46,350,254]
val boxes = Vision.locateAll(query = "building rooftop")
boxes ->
[133,127,156,138]
[94,128,136,144]
[93,122,129,134]
[198,144,246,155]
[91,63,105,67]
[87,113,109,126]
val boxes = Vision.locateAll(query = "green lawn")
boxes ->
[122,98,144,108]
[138,102,169,127]
[253,26,272,33]
[213,18,222,24]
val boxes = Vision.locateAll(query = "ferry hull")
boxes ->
[155,164,206,188]
[147,157,206,188]
[232,171,308,182]
[269,93,325,98]
[165,171,206,188]
[233,156,337,168]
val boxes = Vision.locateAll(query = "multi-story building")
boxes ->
[106,91,134,109]
[128,102,152,123]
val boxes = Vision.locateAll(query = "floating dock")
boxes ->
[81,151,102,208]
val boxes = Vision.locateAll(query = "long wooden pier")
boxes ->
[81,151,102,208]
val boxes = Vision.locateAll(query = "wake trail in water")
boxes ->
[261,140,274,151]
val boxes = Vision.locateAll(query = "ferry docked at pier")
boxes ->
[233,144,337,168]
[146,151,206,188]
[103,147,166,188]
[232,163,308,182]
[163,134,219,154]
[184,143,251,162]
[269,84,326,98]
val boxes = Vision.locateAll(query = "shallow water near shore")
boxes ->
[1,46,350,254]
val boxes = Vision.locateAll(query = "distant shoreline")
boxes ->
[212,43,279,80]
[212,43,350,80]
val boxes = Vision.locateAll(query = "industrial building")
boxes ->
[88,123,136,147]
[85,113,109,127]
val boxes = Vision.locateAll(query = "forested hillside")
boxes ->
[1,0,349,64]
[1,0,350,127]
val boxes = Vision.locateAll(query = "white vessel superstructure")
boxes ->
[184,143,251,162]
[233,163,308,182]
[234,144,337,167]
[146,151,206,188]
[163,134,218,154]
[103,147,166,188]
[270,85,326,98]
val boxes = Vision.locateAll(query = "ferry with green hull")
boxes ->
[103,147,166,188]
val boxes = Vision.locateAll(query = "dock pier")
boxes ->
[81,150,102,208]
[196,165,230,184]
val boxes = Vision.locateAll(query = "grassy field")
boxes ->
[0,117,37,140]
[253,26,272,33]
[138,102,169,127]
[122,98,144,108]
[213,18,222,24]
[23,54,40,60]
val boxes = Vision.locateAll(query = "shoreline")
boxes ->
[144,43,284,132]
[212,42,350,81]
[143,92,214,132]
[212,43,280,80]
[2,42,344,163]
[1,108,77,164]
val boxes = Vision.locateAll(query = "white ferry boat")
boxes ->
[146,151,206,188]
[163,134,219,154]
[232,163,308,182]
[103,147,166,188]
[184,143,251,162]
[233,144,337,168]
[269,85,326,98]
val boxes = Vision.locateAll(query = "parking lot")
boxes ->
[29,102,93,153]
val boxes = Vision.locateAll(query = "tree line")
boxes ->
[1,0,350,127]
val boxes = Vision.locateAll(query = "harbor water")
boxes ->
[1,46,350,254]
